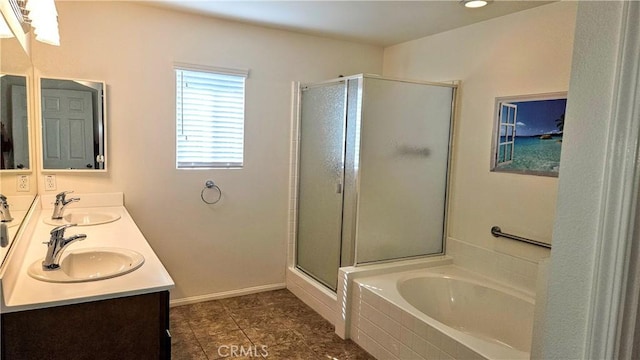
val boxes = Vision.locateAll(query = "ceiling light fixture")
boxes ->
[12,0,60,46]
[25,0,60,45]
[461,0,489,9]
[0,16,14,38]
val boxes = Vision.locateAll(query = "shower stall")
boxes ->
[295,74,456,291]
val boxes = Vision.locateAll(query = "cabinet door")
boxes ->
[1,291,170,360]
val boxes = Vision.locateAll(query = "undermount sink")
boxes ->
[28,248,145,283]
[44,212,121,226]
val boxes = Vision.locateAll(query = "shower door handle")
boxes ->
[336,182,343,194]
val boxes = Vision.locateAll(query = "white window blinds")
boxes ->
[175,66,247,168]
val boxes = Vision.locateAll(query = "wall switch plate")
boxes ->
[17,175,29,192]
[44,175,56,191]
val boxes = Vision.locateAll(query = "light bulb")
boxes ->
[26,0,60,46]
[0,16,14,39]
[464,0,488,8]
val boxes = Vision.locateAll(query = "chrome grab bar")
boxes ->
[490,226,552,249]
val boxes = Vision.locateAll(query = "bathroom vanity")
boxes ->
[0,193,174,359]
[0,7,173,358]
[2,291,169,359]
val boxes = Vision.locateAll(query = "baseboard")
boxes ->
[169,283,286,307]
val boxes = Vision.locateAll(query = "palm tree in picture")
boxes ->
[555,113,565,132]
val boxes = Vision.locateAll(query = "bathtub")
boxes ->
[349,265,534,360]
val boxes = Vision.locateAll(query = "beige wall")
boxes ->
[30,2,383,300]
[383,2,577,262]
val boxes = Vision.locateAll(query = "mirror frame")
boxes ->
[0,71,34,173]
[36,75,108,173]
[0,11,38,270]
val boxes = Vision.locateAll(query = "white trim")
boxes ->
[287,81,301,269]
[301,73,457,89]
[169,283,286,308]
[494,91,568,104]
[588,1,640,358]
[173,62,249,78]
[542,2,628,358]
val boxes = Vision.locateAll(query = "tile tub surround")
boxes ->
[349,284,484,360]
[348,266,535,360]
[170,289,373,360]
[336,256,453,339]
[447,237,544,294]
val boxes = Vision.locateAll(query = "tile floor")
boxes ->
[170,289,374,360]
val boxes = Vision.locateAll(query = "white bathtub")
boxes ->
[349,265,534,360]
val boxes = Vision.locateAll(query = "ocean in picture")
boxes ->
[495,96,566,176]
[498,134,563,174]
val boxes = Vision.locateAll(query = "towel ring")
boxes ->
[201,180,222,205]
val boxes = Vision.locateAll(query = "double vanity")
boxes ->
[0,9,175,358]
[0,192,174,359]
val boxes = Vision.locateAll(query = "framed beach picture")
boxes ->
[490,92,567,177]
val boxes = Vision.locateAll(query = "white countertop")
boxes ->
[2,204,174,312]
[0,195,37,268]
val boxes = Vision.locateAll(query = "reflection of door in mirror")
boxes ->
[0,20,37,269]
[0,75,29,170]
[42,89,94,169]
[11,86,28,168]
[40,78,105,170]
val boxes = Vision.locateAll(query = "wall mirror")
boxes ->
[1,74,29,170]
[0,16,37,267]
[40,77,106,171]
[1,35,32,172]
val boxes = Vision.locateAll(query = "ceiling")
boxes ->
[145,0,553,47]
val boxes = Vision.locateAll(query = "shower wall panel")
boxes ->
[355,78,454,264]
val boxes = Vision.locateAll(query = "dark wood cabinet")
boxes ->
[1,291,170,360]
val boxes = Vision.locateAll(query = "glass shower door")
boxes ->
[296,82,347,290]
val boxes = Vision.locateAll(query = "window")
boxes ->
[496,102,517,166]
[175,65,248,168]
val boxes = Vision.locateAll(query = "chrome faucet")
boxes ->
[52,191,80,219]
[42,224,87,271]
[1,223,8,248]
[0,194,13,222]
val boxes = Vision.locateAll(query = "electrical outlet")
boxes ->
[44,175,56,191]
[17,175,29,192]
